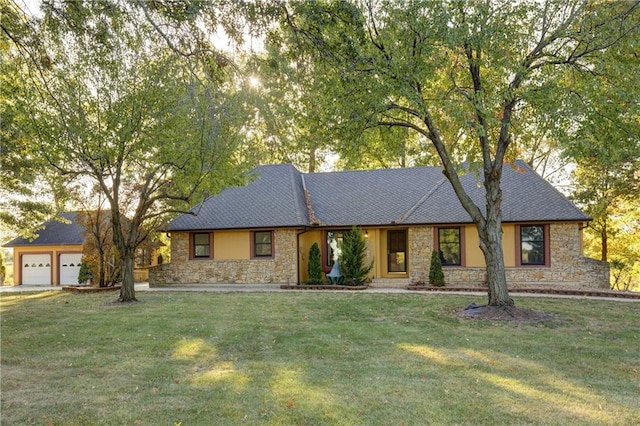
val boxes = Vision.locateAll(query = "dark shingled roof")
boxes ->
[400,161,589,224]
[302,166,446,226]
[169,164,309,231]
[168,160,589,231]
[3,211,86,247]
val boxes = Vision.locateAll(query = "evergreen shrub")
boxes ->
[307,242,323,285]
[78,260,93,285]
[429,250,445,286]
[340,225,374,286]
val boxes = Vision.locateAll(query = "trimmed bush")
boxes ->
[307,242,323,285]
[429,250,445,286]
[78,260,93,285]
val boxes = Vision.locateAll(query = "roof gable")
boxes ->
[3,212,86,247]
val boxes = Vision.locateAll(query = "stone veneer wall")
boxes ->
[150,229,298,286]
[410,222,609,289]
[408,226,434,284]
[151,223,609,288]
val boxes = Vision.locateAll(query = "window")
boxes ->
[136,248,152,267]
[437,228,462,266]
[388,230,407,273]
[192,233,211,259]
[520,225,546,265]
[253,231,273,258]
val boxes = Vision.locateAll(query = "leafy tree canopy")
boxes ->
[262,0,640,304]
[3,0,258,300]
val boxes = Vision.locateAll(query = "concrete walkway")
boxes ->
[1,282,638,301]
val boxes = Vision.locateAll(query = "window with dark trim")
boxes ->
[192,233,211,259]
[437,228,462,266]
[520,225,546,265]
[253,231,273,258]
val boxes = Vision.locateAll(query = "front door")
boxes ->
[388,230,407,273]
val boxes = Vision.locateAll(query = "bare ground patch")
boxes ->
[458,303,553,323]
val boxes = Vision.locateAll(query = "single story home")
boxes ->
[3,212,85,286]
[150,161,609,288]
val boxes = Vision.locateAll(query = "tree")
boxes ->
[582,198,640,292]
[268,0,640,306]
[339,225,373,286]
[6,1,251,301]
[0,1,63,237]
[251,46,439,172]
[0,250,6,286]
[559,21,640,267]
[246,51,331,172]
[80,207,120,288]
[77,259,92,285]
[429,250,445,287]
[307,242,323,284]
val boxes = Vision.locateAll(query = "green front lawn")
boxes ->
[1,291,638,425]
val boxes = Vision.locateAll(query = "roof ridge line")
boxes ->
[287,165,310,226]
[394,176,448,224]
[300,173,325,226]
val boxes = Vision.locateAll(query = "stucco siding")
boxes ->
[214,231,250,260]
[298,229,322,283]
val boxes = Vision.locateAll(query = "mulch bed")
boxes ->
[62,285,121,294]
[280,284,369,290]
[457,302,553,323]
[407,285,640,299]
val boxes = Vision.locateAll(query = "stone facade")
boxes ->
[408,226,434,284]
[150,229,298,286]
[151,222,609,289]
[416,223,609,289]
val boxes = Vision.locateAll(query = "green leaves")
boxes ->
[339,225,373,286]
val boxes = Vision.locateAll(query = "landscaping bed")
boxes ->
[407,285,640,299]
[280,284,368,290]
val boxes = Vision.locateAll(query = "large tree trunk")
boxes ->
[479,222,513,306]
[118,256,137,302]
[98,248,106,287]
[308,147,317,173]
[478,169,514,307]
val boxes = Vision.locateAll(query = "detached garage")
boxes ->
[3,212,85,286]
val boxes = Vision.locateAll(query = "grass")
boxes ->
[1,291,639,425]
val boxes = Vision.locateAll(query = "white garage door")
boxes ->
[60,254,83,285]
[22,254,52,285]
